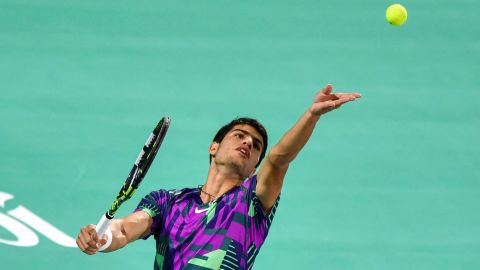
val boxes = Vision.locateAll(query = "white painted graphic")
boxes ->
[0,191,77,248]
[0,212,39,247]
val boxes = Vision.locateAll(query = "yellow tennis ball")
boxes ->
[386,4,408,26]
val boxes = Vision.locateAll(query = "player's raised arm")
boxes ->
[76,211,152,255]
[256,84,361,211]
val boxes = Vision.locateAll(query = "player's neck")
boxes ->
[202,163,244,200]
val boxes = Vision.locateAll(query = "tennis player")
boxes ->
[76,84,361,269]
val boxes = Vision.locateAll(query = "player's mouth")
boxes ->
[236,147,250,159]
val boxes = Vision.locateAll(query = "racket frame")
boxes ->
[95,117,170,237]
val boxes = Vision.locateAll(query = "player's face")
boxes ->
[210,124,264,178]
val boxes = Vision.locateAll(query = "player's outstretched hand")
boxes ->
[309,84,361,116]
[76,224,107,255]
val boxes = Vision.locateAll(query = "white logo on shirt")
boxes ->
[194,207,209,214]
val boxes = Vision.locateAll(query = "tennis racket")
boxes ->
[95,116,171,237]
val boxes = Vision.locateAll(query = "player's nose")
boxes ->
[242,137,253,149]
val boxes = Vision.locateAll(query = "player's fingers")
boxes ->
[88,225,98,242]
[86,236,98,249]
[328,94,340,100]
[310,92,360,114]
[86,245,98,252]
[332,96,357,107]
[79,229,92,244]
[80,228,93,244]
[82,227,100,248]
[87,240,98,249]
[78,237,99,254]
[91,230,98,242]
[335,95,358,104]
[319,84,333,95]
[79,234,96,250]
[77,237,89,252]
[76,237,85,250]
[83,246,97,255]
[332,92,362,97]
[334,93,361,100]
[88,225,97,237]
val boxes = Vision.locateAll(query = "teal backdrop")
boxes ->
[1,0,479,269]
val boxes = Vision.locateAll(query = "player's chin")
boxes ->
[227,161,251,178]
[230,154,249,165]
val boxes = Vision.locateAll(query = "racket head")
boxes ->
[137,116,170,184]
[107,116,170,218]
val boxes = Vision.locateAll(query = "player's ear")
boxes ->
[209,142,219,156]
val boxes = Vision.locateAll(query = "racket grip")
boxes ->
[96,214,112,237]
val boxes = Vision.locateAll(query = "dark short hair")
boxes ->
[210,117,268,168]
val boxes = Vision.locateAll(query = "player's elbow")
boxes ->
[267,147,296,168]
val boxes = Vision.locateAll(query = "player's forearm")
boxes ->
[268,110,320,168]
[99,219,128,252]
[101,212,152,252]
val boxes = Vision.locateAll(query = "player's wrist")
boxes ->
[306,108,321,121]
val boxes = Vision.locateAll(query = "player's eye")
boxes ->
[253,143,260,150]
[234,133,243,139]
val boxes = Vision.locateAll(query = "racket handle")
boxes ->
[96,214,112,237]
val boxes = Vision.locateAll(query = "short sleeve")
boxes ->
[134,190,171,239]
[244,175,280,245]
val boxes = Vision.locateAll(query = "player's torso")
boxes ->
[156,186,251,269]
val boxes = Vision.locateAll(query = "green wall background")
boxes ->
[1,0,479,269]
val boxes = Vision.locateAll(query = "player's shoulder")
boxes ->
[148,187,198,202]
[241,175,258,189]
[167,187,197,198]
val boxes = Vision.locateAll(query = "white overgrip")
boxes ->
[95,214,111,238]
[95,214,113,252]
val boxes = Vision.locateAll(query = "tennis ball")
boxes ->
[386,4,408,26]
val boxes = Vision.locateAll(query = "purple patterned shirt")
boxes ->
[134,175,279,270]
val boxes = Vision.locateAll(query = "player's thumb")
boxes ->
[96,237,107,249]
[320,84,333,95]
